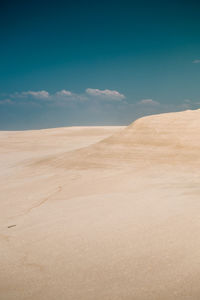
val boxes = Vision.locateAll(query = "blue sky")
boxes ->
[0,0,200,129]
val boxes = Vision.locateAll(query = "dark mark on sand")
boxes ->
[8,225,16,228]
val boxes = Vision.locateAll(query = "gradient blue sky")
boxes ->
[0,0,200,129]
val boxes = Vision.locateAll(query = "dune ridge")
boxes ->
[35,109,200,170]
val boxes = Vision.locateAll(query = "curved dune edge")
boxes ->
[34,109,200,169]
[1,109,200,300]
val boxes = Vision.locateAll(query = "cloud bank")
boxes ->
[20,90,50,98]
[9,88,126,104]
[137,99,160,106]
[86,88,125,100]
[56,90,73,97]
[192,59,200,64]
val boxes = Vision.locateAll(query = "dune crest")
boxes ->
[107,109,200,147]
[38,109,200,170]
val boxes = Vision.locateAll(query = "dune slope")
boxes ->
[1,110,200,300]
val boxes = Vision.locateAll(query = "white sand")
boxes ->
[1,110,200,299]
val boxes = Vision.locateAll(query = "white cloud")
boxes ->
[192,59,200,64]
[0,99,13,105]
[21,90,50,98]
[138,99,160,106]
[56,89,73,96]
[8,88,126,107]
[86,88,125,100]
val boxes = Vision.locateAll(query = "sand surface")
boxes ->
[1,110,200,299]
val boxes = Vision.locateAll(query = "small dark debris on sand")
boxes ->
[8,225,16,228]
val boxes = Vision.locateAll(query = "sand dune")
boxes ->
[1,110,200,299]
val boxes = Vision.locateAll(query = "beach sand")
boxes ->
[1,110,200,299]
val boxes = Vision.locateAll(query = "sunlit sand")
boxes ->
[1,110,200,299]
